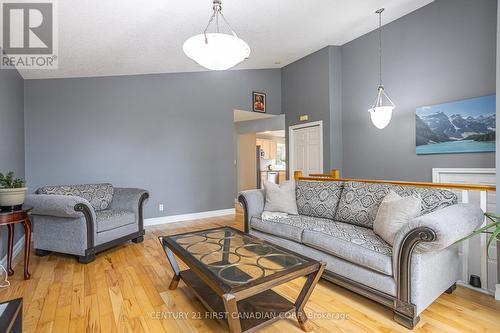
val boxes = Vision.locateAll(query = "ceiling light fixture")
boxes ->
[368,8,395,130]
[183,0,250,71]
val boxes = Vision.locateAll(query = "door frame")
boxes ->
[288,120,324,179]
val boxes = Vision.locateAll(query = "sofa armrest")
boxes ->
[25,194,96,220]
[109,188,149,212]
[238,189,265,233]
[393,203,484,256]
[109,188,149,231]
[392,203,484,307]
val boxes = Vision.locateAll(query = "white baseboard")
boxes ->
[456,281,494,296]
[144,208,236,226]
[0,236,25,268]
[496,284,500,301]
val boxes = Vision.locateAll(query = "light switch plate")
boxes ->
[159,204,164,212]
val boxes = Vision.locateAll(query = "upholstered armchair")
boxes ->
[25,183,149,263]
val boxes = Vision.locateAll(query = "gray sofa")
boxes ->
[238,180,484,329]
[26,183,149,263]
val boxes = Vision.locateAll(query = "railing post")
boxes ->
[461,190,470,284]
[330,169,340,179]
[479,190,488,291]
[294,171,302,181]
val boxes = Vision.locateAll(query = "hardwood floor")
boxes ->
[1,207,499,333]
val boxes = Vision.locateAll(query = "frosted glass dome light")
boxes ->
[183,0,250,71]
[183,33,250,71]
[368,106,394,130]
[368,85,395,130]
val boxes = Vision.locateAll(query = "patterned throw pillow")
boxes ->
[335,181,457,228]
[296,181,344,219]
[37,183,114,211]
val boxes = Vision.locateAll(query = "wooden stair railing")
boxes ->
[294,170,495,191]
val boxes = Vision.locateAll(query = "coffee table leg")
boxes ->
[222,294,241,333]
[294,262,325,332]
[160,238,181,290]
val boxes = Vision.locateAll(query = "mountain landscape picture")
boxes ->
[416,95,496,154]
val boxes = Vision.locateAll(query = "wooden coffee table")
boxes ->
[159,226,325,333]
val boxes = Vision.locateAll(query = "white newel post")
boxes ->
[497,240,500,300]
[461,190,470,283]
[479,191,488,291]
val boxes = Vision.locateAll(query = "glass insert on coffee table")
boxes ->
[159,226,325,333]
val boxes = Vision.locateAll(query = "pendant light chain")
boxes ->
[203,0,238,44]
[378,10,382,88]
[367,8,395,129]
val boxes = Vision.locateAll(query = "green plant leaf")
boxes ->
[487,227,500,251]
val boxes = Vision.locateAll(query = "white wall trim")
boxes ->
[144,208,236,226]
[432,168,496,182]
[288,120,324,179]
[0,236,25,269]
[496,284,500,300]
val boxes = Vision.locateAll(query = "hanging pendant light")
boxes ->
[183,0,250,71]
[368,8,395,129]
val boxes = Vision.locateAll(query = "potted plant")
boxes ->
[0,172,27,209]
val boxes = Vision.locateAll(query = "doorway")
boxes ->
[234,110,286,198]
[288,121,323,178]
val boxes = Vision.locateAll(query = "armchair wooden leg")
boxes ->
[445,283,457,294]
[132,235,144,244]
[35,249,52,257]
[78,253,96,264]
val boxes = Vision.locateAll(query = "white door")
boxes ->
[290,122,323,177]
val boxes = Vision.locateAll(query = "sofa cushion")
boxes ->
[251,215,334,243]
[38,183,114,211]
[335,181,457,228]
[296,180,343,219]
[263,180,298,214]
[302,220,393,275]
[373,190,422,245]
[95,209,135,233]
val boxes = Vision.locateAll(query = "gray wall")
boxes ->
[342,0,496,181]
[0,67,25,258]
[496,0,500,290]
[25,69,282,218]
[282,46,343,173]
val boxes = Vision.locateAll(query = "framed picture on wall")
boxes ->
[252,91,266,113]
[416,94,496,155]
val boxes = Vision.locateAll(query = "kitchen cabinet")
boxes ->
[256,139,277,160]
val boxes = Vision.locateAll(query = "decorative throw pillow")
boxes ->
[37,183,114,211]
[263,180,298,215]
[373,190,421,245]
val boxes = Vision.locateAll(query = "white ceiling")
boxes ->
[234,109,274,122]
[19,0,434,79]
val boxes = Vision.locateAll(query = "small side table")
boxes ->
[0,207,32,279]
